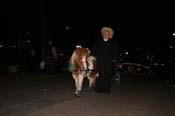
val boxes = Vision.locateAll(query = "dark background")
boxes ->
[5,1,175,67]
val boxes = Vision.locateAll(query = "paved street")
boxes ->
[0,72,175,116]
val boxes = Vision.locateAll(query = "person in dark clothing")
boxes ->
[91,27,120,94]
[42,40,58,75]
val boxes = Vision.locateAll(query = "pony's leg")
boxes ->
[88,76,94,87]
[87,76,96,92]
[87,73,99,88]
[75,73,84,96]
[73,75,78,94]
[77,73,84,91]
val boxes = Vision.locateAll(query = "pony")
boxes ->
[68,47,98,97]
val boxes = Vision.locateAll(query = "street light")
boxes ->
[170,45,173,49]
[66,26,70,30]
[173,33,175,36]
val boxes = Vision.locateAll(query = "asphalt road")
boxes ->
[0,72,175,116]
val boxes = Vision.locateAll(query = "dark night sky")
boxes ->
[8,1,175,55]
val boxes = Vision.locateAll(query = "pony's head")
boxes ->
[69,47,90,72]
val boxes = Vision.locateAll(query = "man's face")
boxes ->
[102,31,110,39]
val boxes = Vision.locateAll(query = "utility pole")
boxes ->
[39,0,49,56]
[17,24,22,66]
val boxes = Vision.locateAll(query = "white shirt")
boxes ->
[103,38,108,42]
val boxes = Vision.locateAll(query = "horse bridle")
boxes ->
[75,56,95,72]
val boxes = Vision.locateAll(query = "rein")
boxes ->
[73,59,96,72]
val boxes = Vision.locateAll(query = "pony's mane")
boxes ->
[69,48,90,64]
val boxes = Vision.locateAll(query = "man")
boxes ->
[42,40,58,75]
[91,26,120,94]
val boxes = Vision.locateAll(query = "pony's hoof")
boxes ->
[74,90,81,97]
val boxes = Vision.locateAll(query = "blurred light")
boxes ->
[170,45,173,49]
[25,31,29,34]
[66,26,70,30]
[173,33,175,36]
[0,45,3,48]
[27,40,31,43]
[13,45,17,48]
[125,52,128,55]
